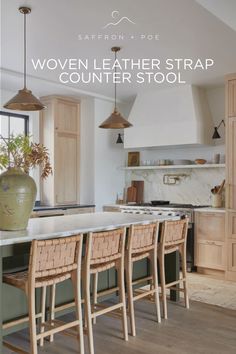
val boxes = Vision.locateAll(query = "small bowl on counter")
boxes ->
[195,159,207,165]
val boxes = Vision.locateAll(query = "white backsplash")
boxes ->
[125,167,225,205]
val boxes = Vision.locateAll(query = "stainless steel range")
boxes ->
[120,203,199,223]
[120,202,209,272]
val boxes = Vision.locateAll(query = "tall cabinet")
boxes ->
[40,96,80,206]
[225,74,236,280]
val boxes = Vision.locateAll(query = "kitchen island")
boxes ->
[0,212,180,351]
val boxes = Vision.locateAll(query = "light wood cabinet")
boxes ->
[31,207,94,218]
[40,96,80,206]
[195,212,226,271]
[226,211,236,238]
[225,74,236,281]
[227,79,236,117]
[103,206,121,212]
[226,116,236,209]
[228,240,236,272]
[65,207,95,215]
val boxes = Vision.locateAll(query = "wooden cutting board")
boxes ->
[126,186,137,203]
[132,180,144,203]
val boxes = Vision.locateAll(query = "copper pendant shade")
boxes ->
[4,7,44,111]
[99,47,132,129]
[100,109,132,129]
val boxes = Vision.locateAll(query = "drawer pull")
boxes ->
[206,241,216,245]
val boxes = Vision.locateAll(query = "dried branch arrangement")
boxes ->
[0,135,52,179]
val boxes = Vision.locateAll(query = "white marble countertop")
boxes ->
[104,204,226,213]
[0,212,179,247]
[193,207,225,213]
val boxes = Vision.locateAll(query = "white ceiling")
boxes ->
[1,0,236,101]
[195,0,236,31]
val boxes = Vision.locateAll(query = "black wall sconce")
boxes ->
[116,133,124,144]
[212,119,225,139]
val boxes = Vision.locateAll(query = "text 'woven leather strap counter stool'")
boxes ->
[3,235,84,354]
[83,227,128,354]
[125,222,161,337]
[158,217,189,319]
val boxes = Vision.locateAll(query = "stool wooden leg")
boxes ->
[71,273,85,354]
[28,288,38,354]
[181,246,189,309]
[39,286,46,347]
[118,263,128,341]
[92,273,98,325]
[126,259,136,337]
[49,284,56,342]
[159,251,168,319]
[84,273,94,354]
[151,251,161,323]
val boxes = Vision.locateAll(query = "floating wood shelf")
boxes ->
[123,164,225,170]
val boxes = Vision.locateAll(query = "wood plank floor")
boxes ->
[3,300,236,354]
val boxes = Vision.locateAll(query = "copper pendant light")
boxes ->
[99,47,132,129]
[4,7,44,111]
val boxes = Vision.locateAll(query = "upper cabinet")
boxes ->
[55,100,78,133]
[40,96,80,206]
[227,79,236,117]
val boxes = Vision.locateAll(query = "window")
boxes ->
[0,111,29,139]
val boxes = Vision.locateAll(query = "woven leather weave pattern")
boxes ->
[34,236,80,278]
[163,220,188,245]
[131,223,156,253]
[90,229,123,265]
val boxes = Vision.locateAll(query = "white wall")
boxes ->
[80,97,95,204]
[94,99,125,211]
[124,85,226,205]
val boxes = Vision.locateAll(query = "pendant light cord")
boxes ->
[114,50,117,112]
[23,12,27,89]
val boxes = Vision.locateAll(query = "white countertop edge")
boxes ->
[193,207,225,213]
[104,204,226,213]
[0,212,179,247]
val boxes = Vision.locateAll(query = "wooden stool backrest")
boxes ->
[127,222,159,254]
[160,218,188,247]
[85,228,126,266]
[29,235,83,281]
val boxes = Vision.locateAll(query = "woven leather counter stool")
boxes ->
[158,217,189,319]
[83,227,128,354]
[125,222,161,337]
[3,235,84,354]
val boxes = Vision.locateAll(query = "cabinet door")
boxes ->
[195,212,225,242]
[228,79,236,117]
[226,211,236,238]
[55,99,79,133]
[55,132,78,205]
[228,240,236,271]
[226,117,236,209]
[195,241,225,270]
[65,207,95,215]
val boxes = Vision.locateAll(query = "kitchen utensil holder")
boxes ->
[212,193,222,208]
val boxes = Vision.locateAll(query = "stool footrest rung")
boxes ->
[92,302,124,318]
[133,288,158,302]
[36,319,80,340]
[165,278,186,288]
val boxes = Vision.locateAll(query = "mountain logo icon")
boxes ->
[103,10,135,29]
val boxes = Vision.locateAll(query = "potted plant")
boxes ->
[0,135,52,230]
